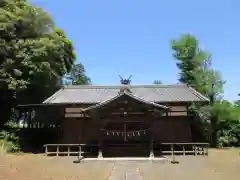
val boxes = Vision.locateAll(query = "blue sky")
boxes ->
[32,0,239,101]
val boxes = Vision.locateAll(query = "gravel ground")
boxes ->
[0,148,239,180]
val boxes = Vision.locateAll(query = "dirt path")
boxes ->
[108,162,144,180]
[0,149,239,180]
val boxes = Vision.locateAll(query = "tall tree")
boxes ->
[0,0,76,128]
[171,34,225,147]
[200,60,225,147]
[171,34,210,89]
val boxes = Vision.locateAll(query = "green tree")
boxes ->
[171,34,225,147]
[215,100,240,146]
[171,34,210,88]
[153,80,162,84]
[0,0,76,128]
[70,63,91,85]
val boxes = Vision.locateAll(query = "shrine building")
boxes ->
[18,80,209,157]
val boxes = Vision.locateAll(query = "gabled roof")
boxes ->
[82,91,169,112]
[43,84,209,104]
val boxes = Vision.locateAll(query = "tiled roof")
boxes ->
[82,91,169,112]
[43,84,209,104]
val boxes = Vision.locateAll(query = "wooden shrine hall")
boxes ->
[18,80,209,158]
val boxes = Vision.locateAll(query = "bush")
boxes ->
[217,123,240,147]
[0,121,21,153]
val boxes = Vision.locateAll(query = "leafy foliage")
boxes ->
[171,35,225,99]
[216,101,240,146]
[64,63,91,85]
[0,0,75,90]
[171,34,210,87]
[0,121,20,153]
[0,0,77,89]
[172,34,239,147]
[0,0,87,128]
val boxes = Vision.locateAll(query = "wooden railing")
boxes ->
[44,144,87,156]
[44,142,210,157]
[159,143,210,156]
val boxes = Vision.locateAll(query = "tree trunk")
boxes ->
[209,86,218,148]
[210,115,218,147]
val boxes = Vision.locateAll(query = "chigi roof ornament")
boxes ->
[119,75,132,85]
[119,75,132,94]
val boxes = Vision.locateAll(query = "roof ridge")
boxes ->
[63,84,187,89]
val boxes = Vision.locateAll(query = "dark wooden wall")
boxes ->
[62,118,102,144]
[33,100,192,145]
[60,115,192,144]
[153,116,192,143]
[62,118,84,144]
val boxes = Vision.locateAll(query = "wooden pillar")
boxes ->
[98,130,103,158]
[56,146,59,156]
[149,116,154,158]
[171,144,175,161]
[195,145,198,156]
[45,146,48,155]
[68,146,70,156]
[149,132,154,158]
[78,145,82,157]
[205,145,209,156]
[27,110,31,128]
